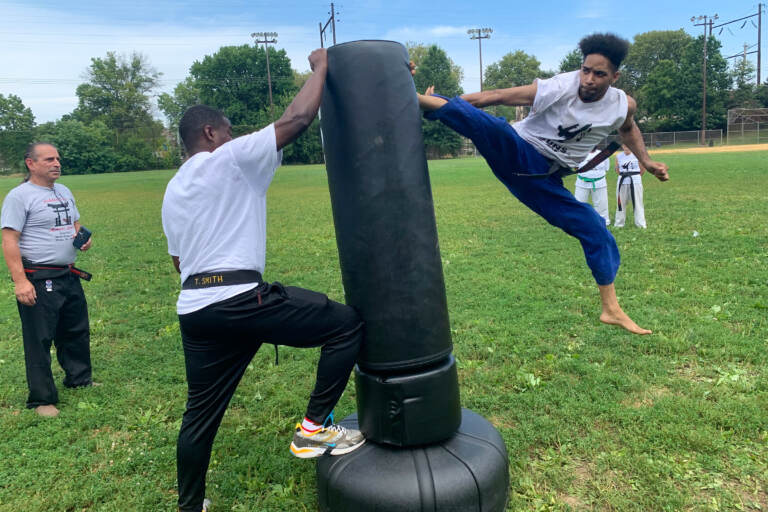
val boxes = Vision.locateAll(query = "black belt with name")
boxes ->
[23,262,92,281]
[617,171,641,211]
[182,270,262,290]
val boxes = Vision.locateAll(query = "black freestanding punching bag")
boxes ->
[317,40,509,511]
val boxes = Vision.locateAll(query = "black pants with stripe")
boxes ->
[176,281,363,512]
[17,273,92,408]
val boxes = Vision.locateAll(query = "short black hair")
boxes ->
[178,105,227,153]
[578,33,629,70]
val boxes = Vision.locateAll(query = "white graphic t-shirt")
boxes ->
[513,71,628,168]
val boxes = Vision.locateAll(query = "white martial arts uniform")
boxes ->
[614,151,646,228]
[574,149,610,226]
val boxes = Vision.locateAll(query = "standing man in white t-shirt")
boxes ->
[162,49,364,512]
[614,144,647,228]
[416,33,669,335]
[574,147,611,226]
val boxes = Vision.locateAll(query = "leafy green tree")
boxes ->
[410,45,464,157]
[406,42,464,86]
[483,50,542,90]
[0,94,35,171]
[727,58,759,109]
[190,44,297,126]
[559,49,583,73]
[73,52,161,137]
[158,77,201,129]
[756,83,768,107]
[638,35,729,131]
[37,120,117,174]
[617,30,693,95]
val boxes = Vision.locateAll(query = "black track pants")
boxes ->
[176,281,363,512]
[17,274,92,408]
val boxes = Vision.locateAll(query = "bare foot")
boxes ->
[597,283,652,335]
[35,404,60,417]
[600,309,652,335]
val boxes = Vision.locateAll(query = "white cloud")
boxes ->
[382,25,470,42]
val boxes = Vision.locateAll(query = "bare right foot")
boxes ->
[600,309,651,335]
[35,404,59,417]
[598,283,652,335]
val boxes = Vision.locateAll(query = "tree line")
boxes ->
[1,30,767,174]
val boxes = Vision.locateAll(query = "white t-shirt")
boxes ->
[162,124,282,314]
[575,149,609,189]
[513,71,628,168]
[616,151,642,185]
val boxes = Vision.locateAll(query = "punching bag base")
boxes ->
[316,409,509,512]
[355,355,461,446]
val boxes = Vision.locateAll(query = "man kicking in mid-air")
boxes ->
[415,33,669,335]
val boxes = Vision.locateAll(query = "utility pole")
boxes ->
[251,32,278,121]
[692,14,717,144]
[319,2,339,48]
[467,28,492,91]
[759,3,762,84]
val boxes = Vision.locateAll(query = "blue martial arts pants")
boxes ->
[425,97,619,285]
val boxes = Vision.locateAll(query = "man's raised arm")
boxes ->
[618,96,669,181]
[461,82,537,108]
[274,49,328,150]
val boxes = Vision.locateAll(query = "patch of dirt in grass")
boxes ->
[621,386,671,408]
[557,461,591,509]
[622,386,671,409]
[674,362,714,384]
[488,415,517,430]
[723,478,768,510]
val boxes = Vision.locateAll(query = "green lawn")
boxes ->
[0,150,766,511]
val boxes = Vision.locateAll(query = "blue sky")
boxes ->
[1,0,764,123]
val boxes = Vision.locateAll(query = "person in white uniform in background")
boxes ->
[574,147,611,226]
[614,144,647,228]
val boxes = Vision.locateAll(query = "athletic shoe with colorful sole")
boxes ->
[289,422,365,458]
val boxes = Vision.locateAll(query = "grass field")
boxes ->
[0,149,766,511]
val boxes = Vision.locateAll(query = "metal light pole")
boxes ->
[468,28,492,91]
[251,31,278,121]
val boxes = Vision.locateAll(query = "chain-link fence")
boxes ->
[605,130,723,148]
[727,108,768,145]
[456,128,725,159]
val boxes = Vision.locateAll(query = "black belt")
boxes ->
[182,270,262,290]
[617,172,641,211]
[23,263,92,281]
[523,141,622,179]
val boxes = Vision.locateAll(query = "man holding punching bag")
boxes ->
[162,48,365,512]
[415,33,669,335]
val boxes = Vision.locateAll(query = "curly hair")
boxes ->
[578,33,630,70]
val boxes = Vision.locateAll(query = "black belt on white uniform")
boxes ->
[182,270,262,290]
[617,171,641,211]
